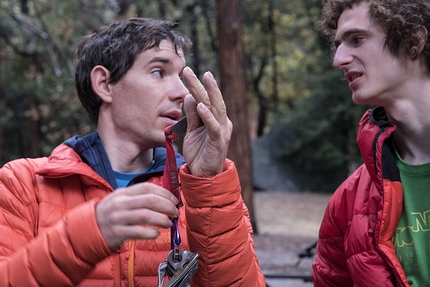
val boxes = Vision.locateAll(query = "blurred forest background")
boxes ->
[0,0,371,197]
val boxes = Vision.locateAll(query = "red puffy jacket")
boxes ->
[312,107,409,287]
[0,143,264,286]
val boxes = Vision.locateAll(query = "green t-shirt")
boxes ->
[394,152,430,286]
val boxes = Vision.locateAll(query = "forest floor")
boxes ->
[253,191,332,287]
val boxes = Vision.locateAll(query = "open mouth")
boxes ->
[161,110,182,122]
[165,115,178,121]
[347,72,363,82]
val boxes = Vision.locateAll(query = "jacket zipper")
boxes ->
[114,252,121,287]
[128,240,136,287]
[372,125,407,287]
[372,126,388,176]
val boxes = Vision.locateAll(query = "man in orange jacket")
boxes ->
[0,18,265,286]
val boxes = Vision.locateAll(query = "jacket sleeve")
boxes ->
[312,196,354,287]
[180,159,265,287]
[0,159,112,287]
[312,170,362,287]
[312,164,402,287]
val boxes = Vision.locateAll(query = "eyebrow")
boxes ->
[148,57,172,65]
[334,28,367,47]
[147,56,187,76]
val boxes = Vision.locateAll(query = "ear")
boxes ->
[411,26,428,58]
[90,65,113,104]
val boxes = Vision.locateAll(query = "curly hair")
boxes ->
[73,18,192,124]
[317,0,430,69]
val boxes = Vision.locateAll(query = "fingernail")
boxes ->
[206,71,218,87]
[185,66,196,77]
[208,71,215,80]
[198,102,209,111]
[172,195,180,205]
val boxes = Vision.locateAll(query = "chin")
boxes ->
[145,133,169,149]
[352,93,371,106]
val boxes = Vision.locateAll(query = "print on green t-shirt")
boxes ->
[393,152,430,286]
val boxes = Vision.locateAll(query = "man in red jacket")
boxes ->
[0,18,265,286]
[312,0,430,286]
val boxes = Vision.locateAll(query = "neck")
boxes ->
[388,100,430,165]
[97,130,154,173]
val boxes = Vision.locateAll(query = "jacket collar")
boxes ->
[61,132,185,188]
[63,132,117,188]
[357,106,399,185]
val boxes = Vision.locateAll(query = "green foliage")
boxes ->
[242,0,371,191]
[272,66,370,191]
[0,0,371,191]
[0,0,99,162]
[271,38,370,190]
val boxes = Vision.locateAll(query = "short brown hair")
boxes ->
[74,18,192,124]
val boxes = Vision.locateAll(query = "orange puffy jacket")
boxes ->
[0,140,264,286]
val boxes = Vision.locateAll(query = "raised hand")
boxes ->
[181,67,233,178]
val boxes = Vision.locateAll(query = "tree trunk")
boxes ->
[0,54,3,163]
[28,96,40,157]
[217,0,258,233]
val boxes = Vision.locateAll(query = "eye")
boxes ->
[152,70,163,78]
[352,36,363,45]
[178,70,185,83]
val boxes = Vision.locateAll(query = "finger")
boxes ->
[114,208,174,228]
[115,193,180,219]
[182,67,211,107]
[114,225,162,240]
[183,94,204,132]
[117,183,180,205]
[96,191,176,249]
[202,71,225,114]
[198,71,228,127]
[195,102,221,138]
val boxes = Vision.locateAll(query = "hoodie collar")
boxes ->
[63,132,186,188]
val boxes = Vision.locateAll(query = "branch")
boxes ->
[0,3,63,77]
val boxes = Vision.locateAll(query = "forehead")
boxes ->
[335,3,373,40]
[138,39,186,64]
[156,39,185,58]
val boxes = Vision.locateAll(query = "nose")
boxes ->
[169,76,189,103]
[332,44,353,69]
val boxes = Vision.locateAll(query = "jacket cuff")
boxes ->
[179,159,240,208]
[65,199,112,263]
